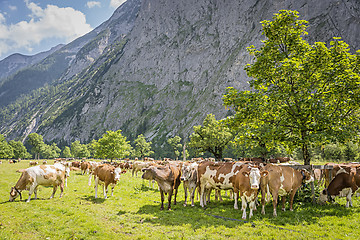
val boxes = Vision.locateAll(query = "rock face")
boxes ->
[0,0,359,151]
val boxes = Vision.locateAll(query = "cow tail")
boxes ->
[266,184,270,203]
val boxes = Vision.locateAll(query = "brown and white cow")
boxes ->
[29,161,38,166]
[9,164,67,202]
[260,164,314,216]
[197,161,245,207]
[142,163,181,210]
[180,162,198,206]
[233,165,268,219]
[132,161,154,177]
[80,161,92,175]
[319,167,360,207]
[88,164,122,199]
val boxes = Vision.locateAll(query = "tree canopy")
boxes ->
[223,10,360,164]
[189,114,235,161]
[133,134,154,159]
[27,133,45,159]
[94,130,132,161]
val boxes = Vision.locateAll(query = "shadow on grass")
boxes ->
[81,195,106,204]
[136,196,356,231]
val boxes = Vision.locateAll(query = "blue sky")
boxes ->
[0,0,127,60]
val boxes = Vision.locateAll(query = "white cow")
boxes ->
[9,164,67,202]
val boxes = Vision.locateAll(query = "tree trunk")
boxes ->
[302,143,310,165]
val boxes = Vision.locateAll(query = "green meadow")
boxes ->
[1,160,359,240]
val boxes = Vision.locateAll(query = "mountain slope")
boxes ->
[1,0,359,151]
[0,44,64,81]
[0,0,141,107]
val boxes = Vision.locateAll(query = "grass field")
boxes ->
[1,160,359,240]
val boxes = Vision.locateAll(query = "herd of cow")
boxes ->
[5,158,360,219]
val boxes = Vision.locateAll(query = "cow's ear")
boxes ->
[242,171,249,177]
[261,171,269,177]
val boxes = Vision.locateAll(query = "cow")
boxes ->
[197,161,245,207]
[29,161,38,166]
[132,161,154,177]
[80,161,92,175]
[142,163,181,210]
[233,165,268,219]
[42,160,47,164]
[260,164,314,216]
[9,164,67,202]
[71,161,81,168]
[180,162,198,206]
[88,164,122,199]
[319,167,360,207]
[323,163,360,187]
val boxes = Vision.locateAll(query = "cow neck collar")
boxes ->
[301,171,306,182]
[14,186,22,200]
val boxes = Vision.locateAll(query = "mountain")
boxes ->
[0,0,359,154]
[0,44,64,81]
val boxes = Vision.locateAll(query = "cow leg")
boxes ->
[50,185,58,199]
[346,190,353,208]
[241,195,247,219]
[249,200,256,219]
[94,176,99,198]
[206,189,211,204]
[272,192,278,217]
[289,191,297,211]
[34,186,38,200]
[160,189,165,210]
[59,182,64,198]
[233,189,239,210]
[168,190,173,210]
[111,184,115,197]
[190,185,196,207]
[215,190,223,201]
[27,183,37,202]
[199,185,206,207]
[261,186,266,215]
[103,183,108,199]
[183,184,188,206]
[281,196,286,211]
[132,169,135,177]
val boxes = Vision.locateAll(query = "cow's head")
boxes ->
[318,188,334,204]
[243,167,268,189]
[9,187,22,202]
[180,165,191,181]
[301,169,314,184]
[113,167,122,181]
[141,167,153,180]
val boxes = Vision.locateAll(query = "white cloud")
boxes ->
[0,2,93,57]
[86,1,101,9]
[0,13,5,23]
[110,0,127,9]
[9,5,17,11]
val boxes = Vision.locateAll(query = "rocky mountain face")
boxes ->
[0,0,359,152]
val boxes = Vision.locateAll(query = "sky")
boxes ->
[0,0,128,60]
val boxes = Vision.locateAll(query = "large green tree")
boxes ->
[8,140,31,159]
[223,10,360,165]
[167,136,182,160]
[62,146,72,158]
[94,130,132,161]
[27,133,45,159]
[133,134,154,159]
[71,141,90,159]
[0,134,13,159]
[189,114,235,161]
